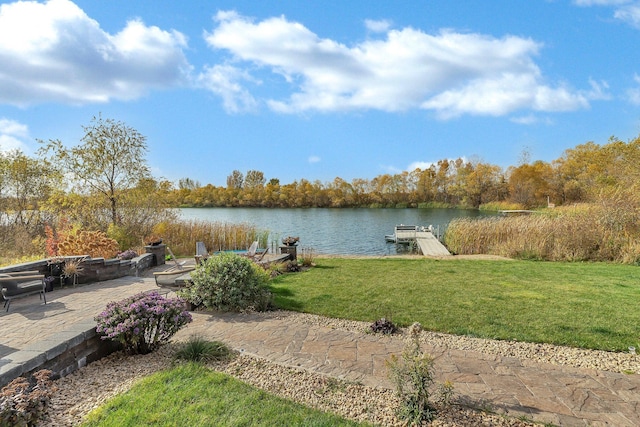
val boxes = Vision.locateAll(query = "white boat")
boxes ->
[385,225,433,244]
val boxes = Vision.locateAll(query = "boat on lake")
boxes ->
[385,224,433,244]
[385,224,450,256]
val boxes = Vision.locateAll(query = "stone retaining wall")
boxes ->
[0,322,121,387]
[0,250,160,286]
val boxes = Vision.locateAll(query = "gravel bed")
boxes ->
[41,346,532,427]
[40,310,638,426]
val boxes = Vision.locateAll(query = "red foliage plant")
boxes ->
[44,217,71,257]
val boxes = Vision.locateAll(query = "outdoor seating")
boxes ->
[195,241,209,265]
[154,247,195,290]
[166,247,187,269]
[0,272,47,312]
[241,241,267,258]
[153,266,195,290]
[244,241,259,258]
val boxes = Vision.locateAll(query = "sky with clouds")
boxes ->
[1,0,639,185]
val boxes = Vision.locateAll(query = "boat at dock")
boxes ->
[384,224,433,244]
[385,224,451,256]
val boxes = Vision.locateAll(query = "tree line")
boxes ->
[171,135,640,209]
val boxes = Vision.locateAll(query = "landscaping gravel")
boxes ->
[284,311,640,374]
[41,310,638,426]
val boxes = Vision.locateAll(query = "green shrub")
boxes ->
[181,252,272,311]
[174,335,231,363]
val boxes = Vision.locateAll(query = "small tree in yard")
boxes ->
[180,252,272,312]
[38,114,150,227]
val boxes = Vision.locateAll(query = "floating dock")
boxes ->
[386,225,451,256]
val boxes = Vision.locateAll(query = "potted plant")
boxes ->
[282,236,300,246]
[62,257,84,287]
[144,235,163,246]
[44,276,55,292]
[117,249,138,260]
[47,256,65,286]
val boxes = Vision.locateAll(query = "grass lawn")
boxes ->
[82,363,366,427]
[270,258,640,351]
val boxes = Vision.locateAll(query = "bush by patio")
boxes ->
[180,252,272,312]
[95,291,192,355]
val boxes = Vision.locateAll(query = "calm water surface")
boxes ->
[178,207,495,255]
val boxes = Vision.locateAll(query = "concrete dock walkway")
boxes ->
[1,274,638,426]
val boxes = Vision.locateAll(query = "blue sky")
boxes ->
[1,0,640,186]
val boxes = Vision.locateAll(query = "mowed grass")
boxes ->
[82,363,365,427]
[270,258,640,351]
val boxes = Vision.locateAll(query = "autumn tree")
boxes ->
[245,170,265,189]
[2,150,58,228]
[463,161,504,208]
[39,115,150,226]
[226,170,244,189]
[508,161,553,207]
[0,150,59,256]
[178,177,200,190]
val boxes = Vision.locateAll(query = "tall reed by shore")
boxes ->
[444,204,640,263]
[152,220,269,257]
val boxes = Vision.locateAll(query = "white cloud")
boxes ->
[614,3,640,27]
[381,164,402,174]
[0,118,30,152]
[308,155,321,163]
[407,157,468,172]
[0,0,191,106]
[627,74,640,104]
[204,11,591,118]
[574,0,630,5]
[407,161,435,171]
[197,64,259,113]
[574,0,640,28]
[364,19,391,33]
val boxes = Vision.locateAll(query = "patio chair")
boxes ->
[166,247,187,269]
[154,246,194,290]
[195,241,209,265]
[153,266,196,291]
[245,241,259,257]
[0,272,47,312]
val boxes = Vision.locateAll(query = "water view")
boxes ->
[179,208,496,255]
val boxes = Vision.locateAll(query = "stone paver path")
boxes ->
[176,311,640,427]
[1,273,639,426]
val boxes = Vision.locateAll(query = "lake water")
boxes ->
[178,207,495,256]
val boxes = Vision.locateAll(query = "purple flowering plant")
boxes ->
[117,249,138,260]
[95,291,192,355]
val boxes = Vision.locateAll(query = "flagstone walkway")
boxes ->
[1,273,638,426]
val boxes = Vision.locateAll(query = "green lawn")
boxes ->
[82,363,365,427]
[270,258,640,351]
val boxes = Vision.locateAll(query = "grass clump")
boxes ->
[81,363,364,427]
[174,335,231,363]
